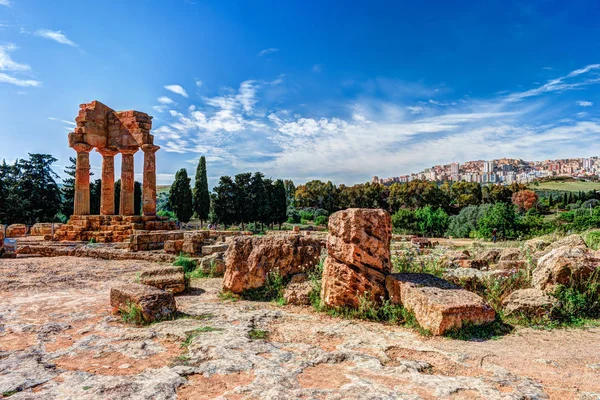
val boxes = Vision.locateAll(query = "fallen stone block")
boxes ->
[199,253,226,276]
[499,248,522,261]
[502,288,556,318]
[182,241,202,255]
[222,235,322,294]
[321,256,387,308]
[139,265,186,294]
[532,245,599,292]
[385,273,495,336]
[202,244,229,256]
[7,224,27,237]
[164,239,184,254]
[110,283,177,323]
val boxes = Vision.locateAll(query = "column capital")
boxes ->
[96,147,119,157]
[141,144,160,154]
[119,147,138,155]
[73,143,92,153]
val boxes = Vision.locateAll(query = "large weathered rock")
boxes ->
[327,208,392,273]
[321,256,387,308]
[139,266,186,294]
[386,273,496,335]
[495,260,528,271]
[502,288,556,318]
[222,235,322,294]
[6,224,27,237]
[475,249,500,264]
[523,238,551,254]
[110,283,177,323]
[532,245,599,292]
[30,223,62,236]
[499,248,522,261]
[200,253,226,276]
[164,239,184,254]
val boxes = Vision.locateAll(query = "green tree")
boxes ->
[192,156,210,224]
[478,203,520,240]
[273,179,288,229]
[446,204,491,238]
[213,175,236,228]
[90,179,102,215]
[414,206,449,237]
[284,180,296,207]
[134,181,142,215]
[114,179,121,215]
[17,154,62,223]
[234,172,252,229]
[169,168,193,223]
[60,156,77,217]
[262,178,275,227]
[391,208,417,234]
[249,172,267,226]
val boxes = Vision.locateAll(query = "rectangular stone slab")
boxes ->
[139,266,186,294]
[110,283,177,323]
[386,273,495,335]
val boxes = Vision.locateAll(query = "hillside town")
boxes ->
[373,156,600,185]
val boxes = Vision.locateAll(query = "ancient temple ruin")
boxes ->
[53,101,176,242]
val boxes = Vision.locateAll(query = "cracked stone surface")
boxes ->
[1,256,600,399]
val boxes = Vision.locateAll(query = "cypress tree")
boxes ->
[90,179,102,215]
[169,168,193,223]
[114,179,121,215]
[249,172,266,227]
[213,176,236,228]
[273,179,288,229]
[134,181,142,215]
[233,172,252,229]
[193,156,210,225]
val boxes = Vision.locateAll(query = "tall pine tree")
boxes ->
[213,176,236,228]
[193,156,210,225]
[169,169,194,223]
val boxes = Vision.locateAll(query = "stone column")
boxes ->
[142,144,160,216]
[119,148,138,216]
[97,148,119,215]
[73,143,92,216]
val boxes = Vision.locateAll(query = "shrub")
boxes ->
[286,208,301,223]
[241,270,287,303]
[550,270,600,325]
[315,215,328,226]
[313,208,329,218]
[446,204,491,238]
[174,254,197,273]
[158,210,178,221]
[391,208,417,234]
[414,206,449,237]
[119,301,146,325]
[299,210,315,221]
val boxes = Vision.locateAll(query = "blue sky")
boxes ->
[1,0,600,188]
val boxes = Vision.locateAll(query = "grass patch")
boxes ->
[173,254,197,274]
[119,301,147,325]
[392,250,446,278]
[218,291,240,302]
[82,386,93,391]
[2,391,18,397]
[181,326,224,348]
[249,328,269,340]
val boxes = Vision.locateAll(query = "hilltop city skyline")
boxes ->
[373,156,599,186]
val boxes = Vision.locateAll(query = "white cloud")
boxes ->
[48,117,76,126]
[0,0,9,6]
[158,96,175,105]
[153,105,167,113]
[258,48,279,57]
[506,64,600,102]
[165,84,188,97]
[406,106,423,114]
[0,72,41,87]
[34,29,78,47]
[0,44,31,71]
[577,100,593,107]
[195,80,202,87]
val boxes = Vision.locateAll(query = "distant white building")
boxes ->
[483,160,494,173]
[450,162,460,175]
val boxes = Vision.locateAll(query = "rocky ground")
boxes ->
[1,256,600,399]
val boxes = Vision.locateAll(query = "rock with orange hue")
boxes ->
[164,239,184,254]
[385,273,495,336]
[222,235,323,294]
[30,223,63,236]
[502,288,556,318]
[320,208,391,308]
[6,224,27,237]
[139,265,186,294]
[327,208,392,273]
[110,283,176,323]
[532,245,600,292]
[320,256,387,308]
[283,280,313,305]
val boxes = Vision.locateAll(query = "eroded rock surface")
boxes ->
[321,208,391,308]
[1,256,599,398]
[139,265,186,294]
[386,273,496,335]
[503,288,557,318]
[532,245,600,292]
[110,283,177,322]
[222,234,322,294]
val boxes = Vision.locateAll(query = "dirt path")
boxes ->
[1,256,599,399]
